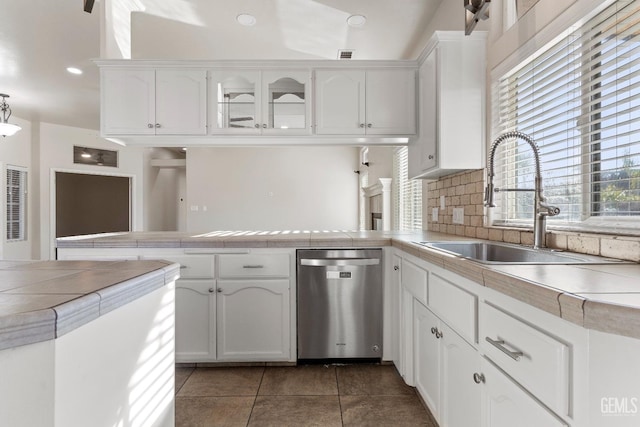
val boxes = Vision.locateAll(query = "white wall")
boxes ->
[38,123,145,259]
[186,146,360,231]
[0,116,34,260]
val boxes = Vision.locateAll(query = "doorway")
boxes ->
[55,171,132,238]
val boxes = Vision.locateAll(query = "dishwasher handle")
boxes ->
[300,258,380,267]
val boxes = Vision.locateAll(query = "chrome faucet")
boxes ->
[485,131,560,249]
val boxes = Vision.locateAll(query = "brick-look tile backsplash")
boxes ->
[423,169,640,263]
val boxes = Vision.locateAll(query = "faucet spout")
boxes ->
[485,131,560,249]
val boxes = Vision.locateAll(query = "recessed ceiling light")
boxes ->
[347,15,366,27]
[81,152,91,158]
[236,13,256,26]
[66,67,83,75]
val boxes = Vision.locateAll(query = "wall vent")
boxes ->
[338,49,354,59]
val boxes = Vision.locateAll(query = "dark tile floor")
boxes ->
[175,364,438,426]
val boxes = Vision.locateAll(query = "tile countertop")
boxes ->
[56,230,640,341]
[0,259,180,351]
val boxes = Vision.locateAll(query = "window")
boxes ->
[6,166,27,241]
[493,0,640,234]
[393,147,422,230]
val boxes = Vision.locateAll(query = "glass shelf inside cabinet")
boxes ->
[268,78,305,130]
[217,78,257,130]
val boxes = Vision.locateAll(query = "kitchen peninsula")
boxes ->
[57,230,640,426]
[0,259,180,427]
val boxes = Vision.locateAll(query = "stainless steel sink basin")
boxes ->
[415,241,623,264]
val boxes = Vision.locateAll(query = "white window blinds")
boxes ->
[393,147,422,230]
[6,166,27,241]
[493,0,640,233]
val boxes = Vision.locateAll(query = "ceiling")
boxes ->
[1,0,444,131]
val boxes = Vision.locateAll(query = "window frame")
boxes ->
[490,0,640,235]
[393,146,422,231]
[6,165,28,242]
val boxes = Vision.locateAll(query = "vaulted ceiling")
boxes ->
[1,0,444,130]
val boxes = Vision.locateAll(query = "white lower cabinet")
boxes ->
[414,300,481,427]
[440,322,481,427]
[216,279,290,361]
[175,280,216,362]
[98,248,296,363]
[480,357,568,427]
[414,301,441,417]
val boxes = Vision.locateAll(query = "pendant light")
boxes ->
[0,94,22,137]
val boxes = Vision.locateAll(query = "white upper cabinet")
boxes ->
[101,68,207,135]
[155,69,208,135]
[209,70,261,135]
[365,69,416,135]
[210,69,311,135]
[101,69,155,135]
[315,70,365,135]
[409,31,486,179]
[315,69,416,135]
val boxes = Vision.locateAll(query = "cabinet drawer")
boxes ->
[218,254,290,278]
[480,303,569,417]
[428,273,477,344]
[141,255,214,279]
[401,259,427,305]
[481,357,568,427]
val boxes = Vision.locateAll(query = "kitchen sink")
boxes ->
[415,241,623,264]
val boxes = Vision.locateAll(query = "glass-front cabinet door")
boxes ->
[209,70,261,134]
[261,70,311,135]
[210,69,310,135]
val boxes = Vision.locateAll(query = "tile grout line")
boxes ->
[335,366,345,427]
[245,366,266,427]
[175,367,195,396]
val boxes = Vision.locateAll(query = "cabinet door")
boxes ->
[175,279,216,362]
[101,69,155,135]
[365,69,416,135]
[314,70,365,135]
[390,254,402,369]
[400,288,415,386]
[480,358,568,427]
[261,70,311,135]
[156,69,207,135]
[209,70,261,134]
[217,279,290,361]
[414,301,441,420]
[420,50,438,171]
[440,323,481,427]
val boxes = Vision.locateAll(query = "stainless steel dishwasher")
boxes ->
[297,249,383,361]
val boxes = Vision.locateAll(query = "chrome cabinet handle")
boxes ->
[208,288,215,293]
[393,265,399,271]
[243,265,264,269]
[217,288,223,293]
[255,124,260,128]
[148,123,154,128]
[155,123,161,128]
[473,373,485,384]
[262,124,267,128]
[428,154,434,160]
[431,327,437,335]
[367,123,372,128]
[435,330,443,339]
[485,337,524,361]
[359,123,365,128]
